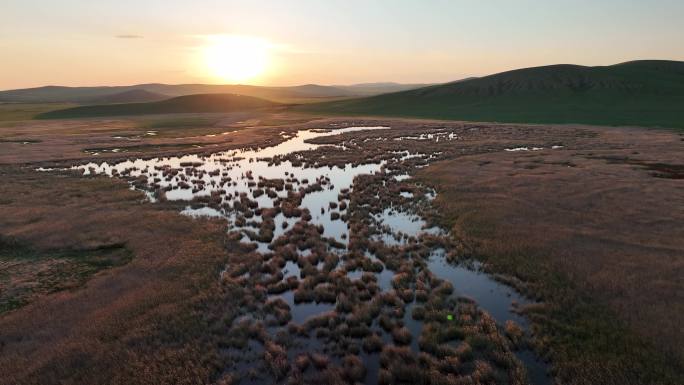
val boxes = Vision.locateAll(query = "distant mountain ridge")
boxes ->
[301,60,684,129]
[0,82,429,104]
[36,93,279,119]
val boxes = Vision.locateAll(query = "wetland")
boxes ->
[1,114,682,385]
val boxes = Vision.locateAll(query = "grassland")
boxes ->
[0,103,77,122]
[36,94,280,119]
[300,60,684,129]
[0,164,239,385]
[131,115,249,138]
[416,129,684,384]
[0,235,131,314]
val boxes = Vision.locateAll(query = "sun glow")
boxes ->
[203,35,271,83]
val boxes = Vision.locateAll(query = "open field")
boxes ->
[0,114,682,384]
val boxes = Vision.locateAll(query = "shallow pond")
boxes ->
[78,126,389,247]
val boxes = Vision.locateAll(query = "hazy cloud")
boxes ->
[116,34,143,39]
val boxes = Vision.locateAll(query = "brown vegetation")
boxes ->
[2,114,683,384]
[0,166,232,384]
[0,111,316,165]
[417,125,684,384]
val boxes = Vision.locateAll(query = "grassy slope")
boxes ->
[0,103,77,122]
[301,60,684,129]
[35,93,279,119]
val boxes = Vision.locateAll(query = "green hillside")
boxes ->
[300,60,684,129]
[36,93,279,119]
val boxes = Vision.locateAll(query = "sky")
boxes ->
[1,0,683,90]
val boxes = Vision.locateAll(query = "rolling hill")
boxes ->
[87,89,170,104]
[300,60,684,129]
[0,84,350,104]
[36,93,279,119]
[0,82,429,104]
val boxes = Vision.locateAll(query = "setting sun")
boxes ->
[203,35,271,83]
